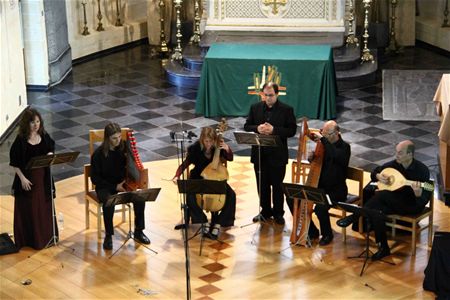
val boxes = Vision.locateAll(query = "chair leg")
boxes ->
[97,205,102,240]
[391,219,396,237]
[122,204,126,222]
[411,222,417,256]
[342,211,346,243]
[85,200,90,229]
[428,219,433,247]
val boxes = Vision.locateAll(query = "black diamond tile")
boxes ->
[95,110,126,119]
[87,120,112,129]
[152,145,180,157]
[52,119,81,129]
[360,105,382,115]
[108,90,137,98]
[103,99,131,109]
[79,79,106,87]
[180,92,197,100]
[128,132,152,143]
[115,81,142,89]
[358,138,390,149]
[51,130,73,140]
[146,91,171,99]
[414,152,436,163]
[174,101,196,110]
[356,126,390,137]
[165,123,196,132]
[65,98,95,107]
[170,112,197,121]
[149,82,173,89]
[355,150,391,161]
[138,101,168,109]
[357,115,384,125]
[359,96,382,104]
[74,89,102,97]
[124,72,145,80]
[57,109,89,118]
[133,111,163,120]
[398,127,429,138]
[360,86,382,94]
[127,121,157,131]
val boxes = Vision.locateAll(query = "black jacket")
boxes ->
[244,100,297,166]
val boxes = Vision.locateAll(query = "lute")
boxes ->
[377,168,434,192]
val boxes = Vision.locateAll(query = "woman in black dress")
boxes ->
[172,127,236,239]
[10,108,56,250]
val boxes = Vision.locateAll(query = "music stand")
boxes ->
[26,152,80,252]
[177,179,227,256]
[233,131,280,228]
[107,188,161,259]
[281,183,328,250]
[337,202,395,276]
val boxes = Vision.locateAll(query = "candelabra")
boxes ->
[443,0,449,27]
[159,0,169,55]
[172,0,183,61]
[345,0,359,46]
[386,0,400,53]
[361,0,374,63]
[189,0,201,45]
[81,0,90,36]
[115,0,123,26]
[96,0,104,31]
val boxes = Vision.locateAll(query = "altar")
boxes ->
[195,43,337,119]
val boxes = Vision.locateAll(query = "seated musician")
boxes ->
[288,120,351,246]
[172,127,236,240]
[90,122,150,250]
[337,140,431,260]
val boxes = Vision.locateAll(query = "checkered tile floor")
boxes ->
[1,43,450,194]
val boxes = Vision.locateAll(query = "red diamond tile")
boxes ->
[199,273,223,283]
[202,262,226,272]
[208,251,230,261]
[196,284,221,295]
[208,241,231,251]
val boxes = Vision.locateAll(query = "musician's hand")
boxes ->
[219,140,230,152]
[257,123,273,135]
[116,180,126,192]
[307,151,314,162]
[310,132,322,141]
[376,173,390,185]
[411,181,423,197]
[171,176,179,185]
[20,176,33,191]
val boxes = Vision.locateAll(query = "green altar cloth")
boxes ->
[195,44,337,120]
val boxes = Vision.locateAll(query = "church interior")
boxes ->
[1,0,450,299]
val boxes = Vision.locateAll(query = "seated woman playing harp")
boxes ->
[172,127,236,240]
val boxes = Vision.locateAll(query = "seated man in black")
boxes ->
[337,140,431,260]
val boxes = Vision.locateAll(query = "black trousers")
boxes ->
[254,164,286,218]
[363,187,424,247]
[186,184,236,227]
[97,189,146,236]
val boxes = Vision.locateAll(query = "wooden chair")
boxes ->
[291,163,365,242]
[385,182,434,256]
[84,128,144,239]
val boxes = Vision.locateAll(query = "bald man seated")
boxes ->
[337,140,431,260]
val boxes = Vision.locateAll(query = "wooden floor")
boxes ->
[1,157,448,299]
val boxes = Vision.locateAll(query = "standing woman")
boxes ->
[172,127,236,239]
[10,108,56,250]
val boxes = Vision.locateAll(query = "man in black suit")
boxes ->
[244,82,297,225]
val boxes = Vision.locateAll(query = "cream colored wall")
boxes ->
[66,0,149,59]
[21,0,50,86]
[416,0,450,52]
[0,0,27,137]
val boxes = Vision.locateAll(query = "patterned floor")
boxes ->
[1,43,450,195]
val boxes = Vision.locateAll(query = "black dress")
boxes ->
[10,133,56,250]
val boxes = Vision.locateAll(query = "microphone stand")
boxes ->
[172,129,191,300]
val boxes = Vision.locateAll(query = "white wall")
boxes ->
[0,0,27,137]
[67,0,149,59]
[21,0,50,86]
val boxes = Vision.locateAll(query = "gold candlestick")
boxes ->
[172,0,183,61]
[81,1,90,36]
[443,0,449,27]
[345,0,359,46]
[115,0,123,26]
[189,0,201,45]
[159,0,169,55]
[386,0,400,53]
[96,0,104,31]
[361,0,374,63]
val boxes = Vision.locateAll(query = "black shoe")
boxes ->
[103,235,112,250]
[274,215,285,225]
[336,215,355,228]
[252,214,269,223]
[134,231,151,244]
[174,223,186,230]
[308,229,320,240]
[372,246,390,261]
[319,235,334,246]
[209,226,220,240]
